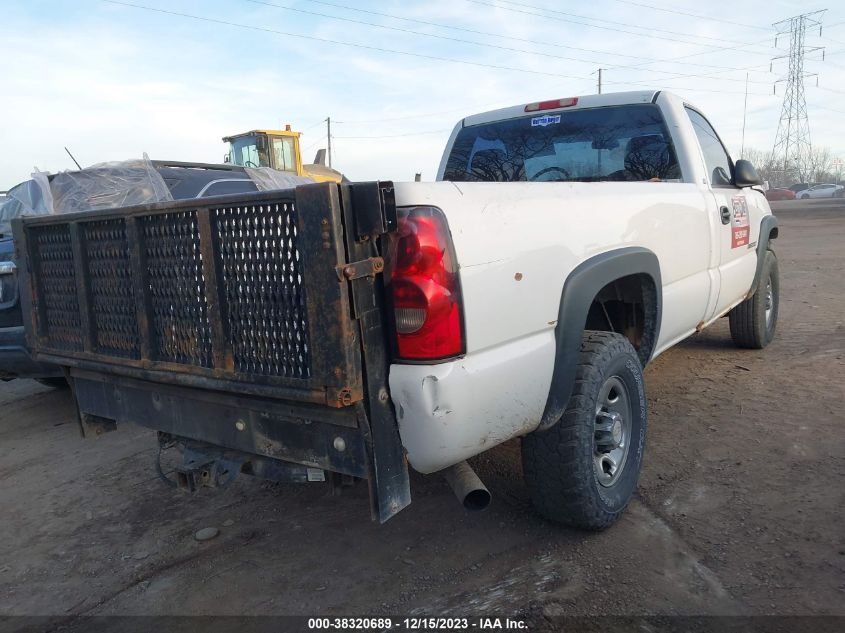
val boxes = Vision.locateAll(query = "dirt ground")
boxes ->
[0,201,843,628]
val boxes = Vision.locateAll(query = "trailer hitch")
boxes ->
[155,434,245,492]
[175,444,244,491]
[156,433,332,492]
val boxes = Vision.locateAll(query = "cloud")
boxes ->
[0,0,842,188]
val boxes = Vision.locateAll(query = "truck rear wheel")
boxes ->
[522,331,647,530]
[729,250,779,349]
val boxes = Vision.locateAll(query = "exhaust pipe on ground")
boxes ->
[441,461,491,512]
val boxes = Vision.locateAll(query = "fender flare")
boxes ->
[747,215,779,298]
[539,247,662,430]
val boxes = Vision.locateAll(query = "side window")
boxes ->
[685,108,733,187]
[272,137,296,173]
[202,180,258,197]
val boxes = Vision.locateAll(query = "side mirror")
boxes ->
[734,159,763,187]
[255,135,267,151]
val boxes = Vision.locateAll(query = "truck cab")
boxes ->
[223,127,345,183]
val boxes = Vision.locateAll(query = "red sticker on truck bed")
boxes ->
[731,196,750,249]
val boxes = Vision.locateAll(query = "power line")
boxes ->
[300,118,328,132]
[605,64,773,86]
[609,32,777,71]
[604,83,772,96]
[115,0,779,94]
[465,0,775,54]
[242,0,694,72]
[489,0,773,47]
[301,135,327,152]
[822,35,845,47]
[102,0,594,81]
[304,0,771,71]
[816,85,845,95]
[809,103,845,115]
[603,0,771,31]
[335,107,483,125]
[334,129,451,139]
[243,0,770,79]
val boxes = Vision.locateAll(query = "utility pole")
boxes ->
[597,68,604,94]
[326,117,332,169]
[740,73,748,159]
[770,10,825,185]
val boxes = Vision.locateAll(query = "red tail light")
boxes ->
[389,206,464,361]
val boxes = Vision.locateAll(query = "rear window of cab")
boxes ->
[443,104,681,183]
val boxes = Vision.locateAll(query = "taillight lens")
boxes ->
[389,207,464,360]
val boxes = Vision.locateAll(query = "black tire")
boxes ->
[729,250,779,349]
[521,331,647,530]
[35,377,68,389]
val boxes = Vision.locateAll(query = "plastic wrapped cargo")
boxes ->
[0,159,316,235]
[244,167,313,191]
[0,155,174,234]
[48,154,172,214]
[0,177,53,234]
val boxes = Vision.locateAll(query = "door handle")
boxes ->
[720,206,731,225]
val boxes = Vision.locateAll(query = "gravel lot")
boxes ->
[0,201,842,628]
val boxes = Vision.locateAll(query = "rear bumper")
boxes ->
[71,369,371,478]
[388,330,556,474]
[68,367,410,522]
[0,326,62,379]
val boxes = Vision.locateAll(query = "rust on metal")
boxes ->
[15,185,370,408]
[336,256,385,281]
[196,208,234,372]
[68,222,95,352]
[124,217,152,360]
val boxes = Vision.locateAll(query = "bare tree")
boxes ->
[741,148,781,186]
[806,147,834,183]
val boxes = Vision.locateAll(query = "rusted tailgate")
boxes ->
[12,181,411,522]
[15,184,364,406]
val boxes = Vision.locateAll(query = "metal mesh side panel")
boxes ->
[31,225,83,351]
[215,201,311,378]
[141,211,213,367]
[84,219,140,358]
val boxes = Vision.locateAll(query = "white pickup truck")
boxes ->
[15,90,778,530]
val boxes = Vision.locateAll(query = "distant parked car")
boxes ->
[797,183,844,199]
[788,183,812,193]
[765,187,796,201]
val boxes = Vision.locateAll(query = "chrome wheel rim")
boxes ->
[765,278,774,329]
[593,376,632,487]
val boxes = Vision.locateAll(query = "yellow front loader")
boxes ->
[223,126,344,183]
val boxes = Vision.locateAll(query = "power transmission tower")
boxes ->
[770,10,825,185]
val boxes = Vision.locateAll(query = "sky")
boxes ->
[1,0,843,188]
